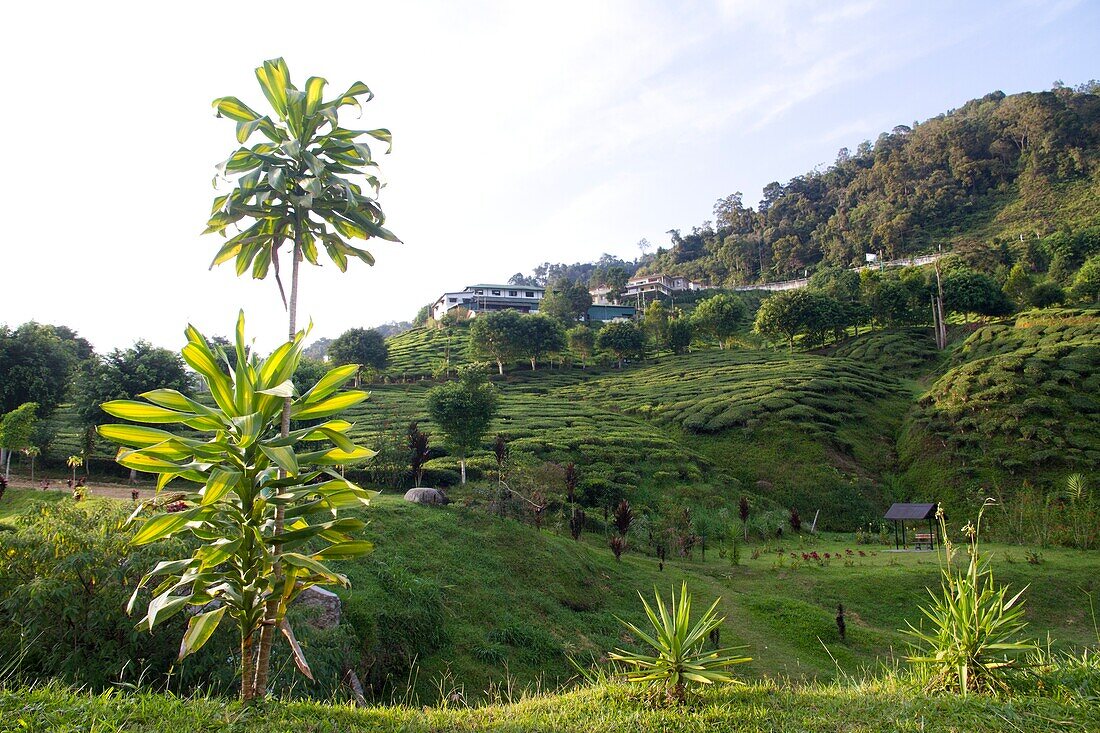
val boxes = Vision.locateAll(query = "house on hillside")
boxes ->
[591,273,706,305]
[431,284,545,321]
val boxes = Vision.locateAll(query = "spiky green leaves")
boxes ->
[99,312,377,671]
[609,582,750,703]
[207,57,399,297]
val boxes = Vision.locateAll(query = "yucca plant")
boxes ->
[609,582,750,703]
[98,312,376,702]
[905,500,1037,695]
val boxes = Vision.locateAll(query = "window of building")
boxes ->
[492,289,501,296]
[526,291,535,297]
[475,290,483,295]
[509,290,517,297]
[448,297,457,303]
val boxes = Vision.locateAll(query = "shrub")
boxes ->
[609,583,750,704]
[905,501,1037,695]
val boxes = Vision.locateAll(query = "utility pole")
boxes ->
[932,245,947,350]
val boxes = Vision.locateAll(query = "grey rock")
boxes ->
[296,586,341,629]
[403,487,450,505]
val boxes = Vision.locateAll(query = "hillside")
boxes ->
[631,87,1100,287]
[899,307,1100,508]
[3,490,1097,707]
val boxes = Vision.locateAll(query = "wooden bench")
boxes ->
[913,532,934,550]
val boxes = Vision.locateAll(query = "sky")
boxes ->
[1,0,1096,353]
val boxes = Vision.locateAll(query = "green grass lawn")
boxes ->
[6,678,1098,733]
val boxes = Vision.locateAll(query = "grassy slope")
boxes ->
[899,307,1100,510]
[6,680,1098,733]
[4,488,1094,706]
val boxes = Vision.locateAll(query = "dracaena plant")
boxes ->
[206,58,399,693]
[206,57,399,330]
[97,312,376,702]
[609,582,750,704]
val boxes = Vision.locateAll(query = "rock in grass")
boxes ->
[403,488,450,505]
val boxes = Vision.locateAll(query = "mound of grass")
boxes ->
[384,326,473,380]
[901,308,1100,512]
[827,328,943,377]
[949,307,1100,366]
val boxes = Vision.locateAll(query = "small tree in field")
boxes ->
[99,314,376,703]
[567,325,595,368]
[738,496,750,540]
[691,293,745,349]
[0,402,38,481]
[329,328,389,386]
[597,321,645,368]
[407,421,430,488]
[426,367,498,484]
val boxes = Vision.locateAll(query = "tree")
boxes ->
[0,402,38,480]
[469,310,524,375]
[1072,255,1100,303]
[408,421,430,488]
[566,325,596,368]
[205,59,398,691]
[427,367,497,484]
[0,323,82,415]
[1001,262,1034,306]
[328,328,388,386]
[943,270,1011,323]
[753,291,804,350]
[539,278,592,324]
[76,342,192,429]
[691,293,746,349]
[596,321,645,368]
[517,314,565,370]
[98,315,375,703]
[1028,281,1064,307]
[667,316,693,355]
[643,300,671,353]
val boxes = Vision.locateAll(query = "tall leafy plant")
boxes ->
[99,314,377,702]
[905,501,1036,695]
[206,57,398,689]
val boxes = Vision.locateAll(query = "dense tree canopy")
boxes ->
[596,322,645,368]
[0,323,88,414]
[518,314,565,370]
[328,327,389,384]
[470,310,525,375]
[691,294,747,349]
[539,279,593,324]
[75,341,192,428]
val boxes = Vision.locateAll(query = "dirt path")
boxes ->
[4,476,156,501]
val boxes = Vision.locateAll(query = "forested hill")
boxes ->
[633,85,1100,287]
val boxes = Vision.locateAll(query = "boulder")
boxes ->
[296,586,341,629]
[403,487,450,505]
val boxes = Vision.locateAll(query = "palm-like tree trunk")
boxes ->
[253,223,302,697]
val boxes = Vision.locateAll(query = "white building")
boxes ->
[591,273,705,305]
[431,284,545,321]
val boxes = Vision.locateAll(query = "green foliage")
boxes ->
[0,403,38,454]
[906,503,1037,695]
[97,314,377,700]
[566,325,596,367]
[942,270,1011,322]
[206,58,398,298]
[518,314,566,369]
[902,309,1100,512]
[329,327,389,383]
[753,290,845,349]
[609,583,750,702]
[667,317,693,355]
[426,367,498,483]
[0,322,87,414]
[596,321,645,367]
[75,341,192,428]
[385,326,473,380]
[828,328,940,376]
[690,293,746,349]
[470,310,525,374]
[1073,255,1100,303]
[541,279,593,324]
